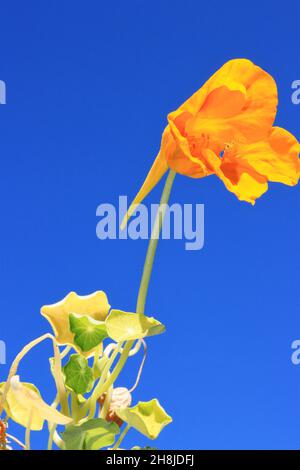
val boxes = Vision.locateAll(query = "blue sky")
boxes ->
[0,1,299,450]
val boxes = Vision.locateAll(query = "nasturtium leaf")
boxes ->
[40,291,110,347]
[62,418,119,450]
[105,310,165,342]
[63,354,94,395]
[0,381,44,430]
[116,399,172,439]
[0,377,72,430]
[69,313,108,352]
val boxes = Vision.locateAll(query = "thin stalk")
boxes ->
[92,344,103,376]
[60,346,71,360]
[129,339,147,393]
[71,392,80,422]
[25,407,33,450]
[47,423,57,451]
[6,433,26,450]
[136,169,176,314]
[88,170,176,410]
[53,431,65,450]
[96,341,133,396]
[87,343,123,419]
[47,394,59,449]
[99,386,112,419]
[112,424,130,450]
[87,170,176,421]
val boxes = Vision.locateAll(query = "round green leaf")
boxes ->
[62,418,119,450]
[63,354,94,395]
[116,399,172,439]
[105,310,165,342]
[69,313,108,352]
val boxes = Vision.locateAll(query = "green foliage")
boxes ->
[116,399,172,439]
[105,309,165,342]
[63,354,94,394]
[69,313,108,352]
[62,418,119,450]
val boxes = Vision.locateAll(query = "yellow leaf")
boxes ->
[41,291,110,354]
[105,310,165,342]
[0,376,72,430]
[116,399,172,439]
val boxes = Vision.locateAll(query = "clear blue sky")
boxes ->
[0,1,299,450]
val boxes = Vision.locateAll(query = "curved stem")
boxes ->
[112,424,130,450]
[0,333,68,417]
[60,345,71,360]
[97,341,133,396]
[104,339,142,359]
[129,339,147,393]
[136,169,176,314]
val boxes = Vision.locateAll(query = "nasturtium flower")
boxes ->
[122,59,300,226]
[0,377,72,430]
[116,399,172,440]
[41,291,110,350]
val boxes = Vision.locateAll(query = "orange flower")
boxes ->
[122,59,299,227]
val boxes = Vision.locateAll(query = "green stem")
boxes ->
[112,424,130,450]
[92,344,102,376]
[99,386,112,419]
[86,169,176,419]
[87,343,123,419]
[136,169,176,314]
[97,341,133,396]
[71,392,80,422]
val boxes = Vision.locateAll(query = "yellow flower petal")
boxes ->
[41,291,110,350]
[235,127,300,186]
[203,148,268,204]
[170,58,277,142]
[167,59,278,175]
[201,126,300,204]
[124,58,282,220]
